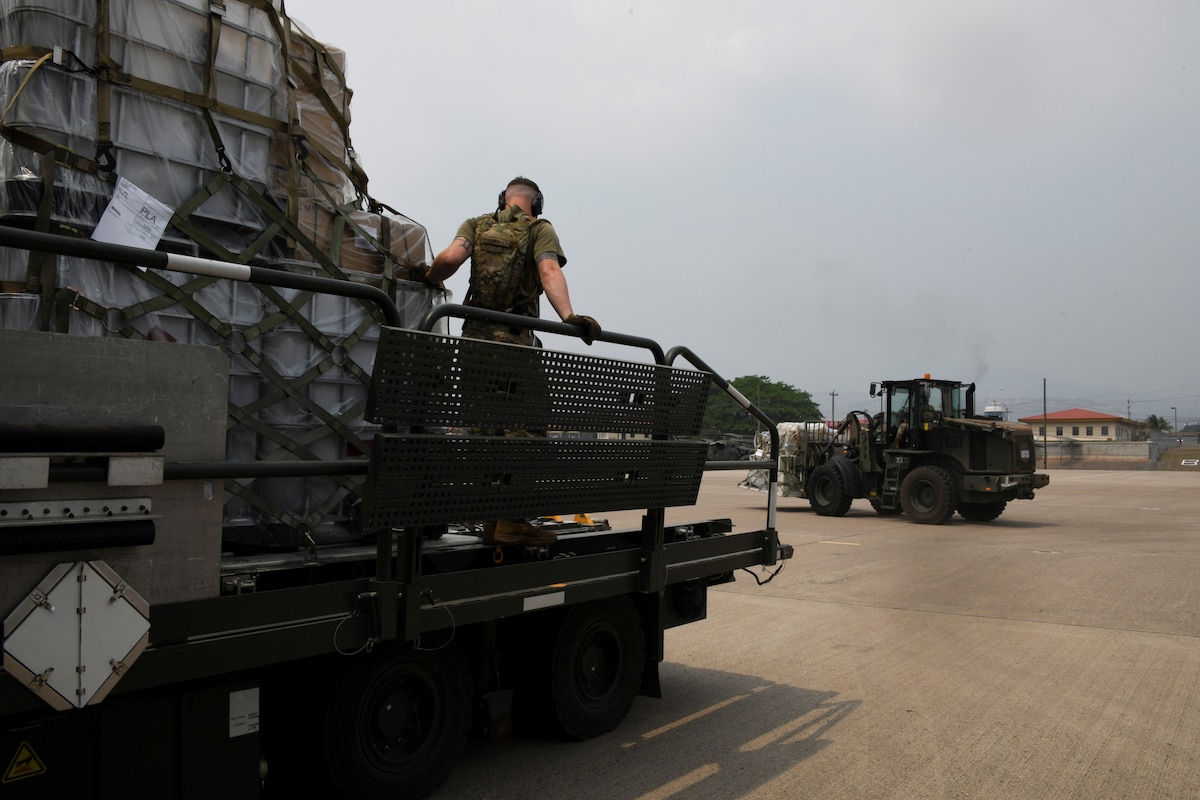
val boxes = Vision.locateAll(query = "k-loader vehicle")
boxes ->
[0,226,790,799]
[743,375,1049,524]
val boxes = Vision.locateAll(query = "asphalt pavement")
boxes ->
[435,468,1200,800]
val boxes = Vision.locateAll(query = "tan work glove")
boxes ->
[565,314,601,345]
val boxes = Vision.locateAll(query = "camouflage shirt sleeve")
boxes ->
[531,219,567,268]
[456,216,479,246]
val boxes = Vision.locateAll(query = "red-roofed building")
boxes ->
[1018,408,1140,442]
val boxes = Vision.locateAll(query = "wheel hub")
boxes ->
[377,689,414,740]
[578,635,615,696]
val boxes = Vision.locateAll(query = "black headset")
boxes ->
[498,177,544,216]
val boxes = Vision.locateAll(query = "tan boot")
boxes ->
[487,519,556,546]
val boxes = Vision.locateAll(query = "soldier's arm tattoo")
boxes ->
[454,236,472,253]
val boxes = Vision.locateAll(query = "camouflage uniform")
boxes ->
[454,205,567,345]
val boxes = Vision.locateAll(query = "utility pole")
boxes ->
[1172,406,1177,436]
[829,391,838,424]
[1042,379,1048,470]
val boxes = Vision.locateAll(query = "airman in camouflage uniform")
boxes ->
[422,178,601,545]
[425,176,599,346]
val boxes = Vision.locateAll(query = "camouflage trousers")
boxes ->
[461,320,536,347]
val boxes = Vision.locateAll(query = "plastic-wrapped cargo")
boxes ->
[0,2,376,237]
[0,60,110,228]
[0,2,447,552]
[270,28,355,205]
[740,422,838,496]
[293,201,430,274]
[0,0,286,119]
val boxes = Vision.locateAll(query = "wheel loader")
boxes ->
[742,375,1049,524]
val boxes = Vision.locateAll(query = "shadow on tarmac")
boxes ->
[772,502,1057,530]
[439,663,859,798]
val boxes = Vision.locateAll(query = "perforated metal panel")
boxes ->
[363,435,707,528]
[367,328,710,437]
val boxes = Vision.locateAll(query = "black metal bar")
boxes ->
[0,224,402,327]
[47,462,108,482]
[411,550,642,633]
[665,344,780,468]
[164,459,369,480]
[705,459,776,471]
[123,615,375,695]
[0,519,156,554]
[0,225,174,269]
[416,303,668,364]
[149,579,365,644]
[665,344,781,558]
[663,530,774,582]
[36,459,370,483]
[0,422,165,453]
[244,264,401,327]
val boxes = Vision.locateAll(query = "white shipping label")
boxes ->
[91,177,175,253]
[229,687,261,737]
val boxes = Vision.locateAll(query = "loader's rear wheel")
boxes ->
[958,501,1006,522]
[550,597,644,740]
[324,645,472,800]
[808,464,853,517]
[900,465,956,524]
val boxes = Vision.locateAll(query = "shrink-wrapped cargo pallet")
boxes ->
[0,0,447,551]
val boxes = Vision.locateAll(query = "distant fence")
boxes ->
[1034,439,1200,470]
[1035,440,1151,470]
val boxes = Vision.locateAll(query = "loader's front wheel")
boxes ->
[808,464,853,516]
[900,465,956,524]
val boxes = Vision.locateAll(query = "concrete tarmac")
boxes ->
[436,469,1200,799]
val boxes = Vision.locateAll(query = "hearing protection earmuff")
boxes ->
[498,177,544,216]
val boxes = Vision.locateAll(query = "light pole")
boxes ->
[1171,407,1177,438]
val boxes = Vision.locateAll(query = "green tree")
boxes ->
[1144,414,1171,433]
[701,375,822,438]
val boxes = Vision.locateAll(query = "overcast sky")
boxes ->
[282,0,1199,429]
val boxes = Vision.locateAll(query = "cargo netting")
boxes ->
[0,0,449,550]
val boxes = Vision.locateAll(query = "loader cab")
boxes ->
[871,377,977,449]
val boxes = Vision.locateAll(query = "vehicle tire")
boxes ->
[868,496,903,516]
[832,456,863,498]
[324,644,472,800]
[550,597,644,740]
[899,465,956,524]
[958,500,1006,522]
[807,464,853,517]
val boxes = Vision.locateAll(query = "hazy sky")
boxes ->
[282,0,1199,428]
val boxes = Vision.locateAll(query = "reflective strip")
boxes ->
[523,591,565,612]
[164,253,252,282]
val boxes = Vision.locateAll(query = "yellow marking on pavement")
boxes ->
[626,686,769,745]
[633,764,720,800]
